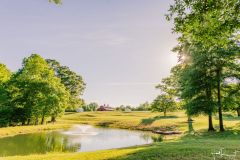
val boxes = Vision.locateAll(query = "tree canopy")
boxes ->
[46,59,85,111]
[0,54,85,127]
[49,0,61,4]
[164,0,240,132]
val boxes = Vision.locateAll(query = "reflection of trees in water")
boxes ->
[139,133,152,141]
[139,132,163,142]
[0,132,81,156]
[45,132,81,152]
[151,134,163,142]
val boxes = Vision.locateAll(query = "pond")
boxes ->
[0,125,159,157]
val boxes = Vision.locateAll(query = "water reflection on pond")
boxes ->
[0,125,160,156]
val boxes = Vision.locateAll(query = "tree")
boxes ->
[151,94,176,117]
[167,0,239,48]
[86,102,98,111]
[154,69,178,117]
[116,105,126,111]
[46,59,85,111]
[222,82,240,116]
[0,64,12,127]
[8,54,69,125]
[167,0,240,132]
[49,0,61,4]
[135,102,150,111]
[0,64,11,84]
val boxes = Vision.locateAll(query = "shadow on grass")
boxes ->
[140,116,178,125]
[215,113,240,121]
[85,114,96,117]
[96,121,116,127]
[64,112,77,115]
[108,129,240,160]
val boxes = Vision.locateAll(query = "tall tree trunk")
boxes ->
[41,116,45,125]
[188,121,194,133]
[217,69,224,132]
[164,109,166,117]
[206,86,215,131]
[237,107,240,117]
[35,117,39,125]
[51,116,56,123]
[22,121,26,126]
[208,115,215,131]
[27,119,31,125]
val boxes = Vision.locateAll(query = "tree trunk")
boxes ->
[217,69,224,132]
[237,107,240,117]
[22,121,26,126]
[164,110,166,117]
[51,116,56,123]
[206,86,215,132]
[188,121,194,133]
[208,115,215,131]
[187,116,193,122]
[35,117,39,125]
[27,119,31,125]
[41,116,45,125]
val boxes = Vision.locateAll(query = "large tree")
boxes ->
[0,64,12,127]
[8,54,69,125]
[151,94,176,117]
[46,59,85,111]
[179,48,217,131]
[167,0,240,132]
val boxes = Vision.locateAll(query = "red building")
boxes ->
[97,104,115,111]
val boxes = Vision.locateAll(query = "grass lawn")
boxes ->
[0,123,71,138]
[60,111,239,132]
[1,111,240,160]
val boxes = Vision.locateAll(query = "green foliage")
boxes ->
[135,102,151,111]
[167,0,240,131]
[0,64,11,84]
[167,0,240,47]
[46,59,85,111]
[49,0,61,4]
[2,54,70,126]
[154,71,178,116]
[115,105,135,111]
[151,94,176,116]
[82,102,99,111]
[0,64,12,127]
[116,105,126,111]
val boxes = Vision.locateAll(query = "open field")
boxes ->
[60,111,240,132]
[0,123,71,138]
[1,111,240,160]
[1,111,239,138]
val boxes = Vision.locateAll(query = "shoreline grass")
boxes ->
[0,123,72,138]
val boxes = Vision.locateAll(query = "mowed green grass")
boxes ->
[1,111,240,160]
[60,111,239,132]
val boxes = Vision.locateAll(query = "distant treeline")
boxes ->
[115,102,151,111]
[0,54,85,127]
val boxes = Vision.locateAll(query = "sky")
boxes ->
[0,0,178,107]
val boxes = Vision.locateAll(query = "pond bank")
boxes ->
[0,123,71,138]
[0,125,156,157]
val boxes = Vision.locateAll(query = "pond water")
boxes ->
[0,125,158,156]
